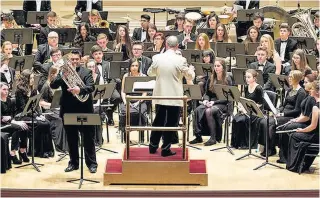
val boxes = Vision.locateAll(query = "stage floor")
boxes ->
[1,124,319,192]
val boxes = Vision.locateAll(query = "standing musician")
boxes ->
[50,50,98,173]
[177,19,197,50]
[132,14,151,42]
[39,11,58,45]
[148,36,195,157]
[75,0,103,20]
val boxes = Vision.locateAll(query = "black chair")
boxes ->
[299,143,320,174]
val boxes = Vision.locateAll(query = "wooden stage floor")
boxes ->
[1,123,319,196]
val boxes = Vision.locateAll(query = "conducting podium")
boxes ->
[64,113,100,189]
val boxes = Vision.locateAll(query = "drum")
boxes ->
[185,12,202,22]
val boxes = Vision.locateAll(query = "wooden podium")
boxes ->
[104,96,208,186]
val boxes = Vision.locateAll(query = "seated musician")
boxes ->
[314,11,319,37]
[249,46,275,91]
[286,81,319,173]
[176,19,197,50]
[39,11,58,45]
[243,26,261,54]
[131,41,152,75]
[1,82,30,164]
[0,54,15,91]
[34,31,60,64]
[205,12,220,30]
[258,70,307,157]
[210,23,232,43]
[0,14,20,55]
[231,69,264,149]
[75,0,103,21]
[277,74,317,164]
[252,12,269,31]
[146,32,166,53]
[165,13,185,33]
[258,34,282,74]
[196,50,215,96]
[96,33,114,52]
[15,69,54,158]
[195,33,212,51]
[146,23,157,43]
[119,58,148,139]
[113,25,133,61]
[73,22,96,54]
[1,41,15,58]
[132,14,151,42]
[288,49,313,85]
[91,45,121,126]
[190,57,233,146]
[88,9,102,28]
[274,23,298,72]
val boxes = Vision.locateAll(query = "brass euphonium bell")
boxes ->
[98,20,109,28]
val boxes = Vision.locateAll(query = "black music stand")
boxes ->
[269,73,289,106]
[103,52,123,62]
[63,113,100,189]
[235,54,257,68]
[81,11,108,22]
[246,42,260,55]
[236,97,265,161]
[289,36,315,50]
[253,93,284,171]
[92,83,118,154]
[142,51,159,59]
[8,55,34,73]
[192,62,213,84]
[232,68,264,86]
[143,8,165,25]
[210,85,241,155]
[2,28,33,54]
[50,28,77,44]
[197,28,215,38]
[216,43,245,71]
[143,42,154,51]
[83,41,96,56]
[237,9,261,22]
[186,42,196,50]
[183,84,202,150]
[182,50,203,63]
[26,11,49,25]
[11,9,26,26]
[109,61,129,79]
[124,76,156,146]
[60,48,82,56]
[157,30,179,38]
[15,94,44,172]
[90,28,111,39]
[260,30,274,40]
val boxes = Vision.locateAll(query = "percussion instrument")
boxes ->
[219,14,231,25]
[185,12,202,22]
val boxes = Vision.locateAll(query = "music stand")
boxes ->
[92,83,118,154]
[50,28,77,44]
[8,55,34,73]
[60,48,82,56]
[236,97,265,161]
[15,94,44,172]
[11,9,26,26]
[217,43,245,71]
[187,42,196,50]
[289,36,315,50]
[143,42,154,51]
[182,50,203,63]
[90,28,111,39]
[2,28,33,54]
[269,73,289,106]
[260,30,274,40]
[236,54,257,68]
[63,113,100,189]
[192,62,213,84]
[157,30,179,38]
[109,61,129,79]
[306,54,317,71]
[247,42,260,55]
[26,11,49,25]
[142,51,159,59]
[83,41,96,56]
[237,9,262,22]
[81,11,108,22]
[103,52,123,62]
[197,28,215,38]
[210,85,241,155]
[123,76,156,146]
[232,68,264,86]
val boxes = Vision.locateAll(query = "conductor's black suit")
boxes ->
[50,65,97,169]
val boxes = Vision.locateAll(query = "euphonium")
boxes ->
[291,8,317,41]
[58,58,89,102]
[99,20,109,28]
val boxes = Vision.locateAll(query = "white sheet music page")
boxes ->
[263,92,278,115]
[132,80,156,92]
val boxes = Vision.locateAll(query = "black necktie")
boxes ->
[281,40,287,43]
[258,64,264,67]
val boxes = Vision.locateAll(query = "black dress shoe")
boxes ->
[161,149,176,157]
[19,151,30,162]
[89,166,97,173]
[189,137,203,144]
[204,138,216,146]
[11,155,22,164]
[149,146,157,154]
[64,165,79,172]
[261,148,277,157]
[276,159,286,164]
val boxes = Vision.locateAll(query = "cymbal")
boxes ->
[61,13,74,19]
[264,18,280,22]
[121,16,137,21]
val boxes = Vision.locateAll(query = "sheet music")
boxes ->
[263,92,278,115]
[132,80,156,92]
[233,4,243,11]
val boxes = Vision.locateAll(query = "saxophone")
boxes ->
[58,58,89,102]
[291,8,317,41]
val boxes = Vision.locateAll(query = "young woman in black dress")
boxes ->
[231,69,264,149]
[73,22,96,54]
[190,57,233,146]
[114,25,133,61]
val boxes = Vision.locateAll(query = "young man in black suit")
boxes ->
[131,41,152,75]
[50,50,98,173]
[176,19,197,50]
[75,0,103,20]
[132,14,151,42]
[38,11,57,45]
[274,23,298,71]
[249,46,276,91]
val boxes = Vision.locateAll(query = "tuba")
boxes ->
[291,9,317,41]
[58,58,89,102]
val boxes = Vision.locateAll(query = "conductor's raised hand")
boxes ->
[68,86,80,95]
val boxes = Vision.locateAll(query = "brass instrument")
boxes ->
[98,20,109,28]
[291,8,317,41]
[58,58,89,102]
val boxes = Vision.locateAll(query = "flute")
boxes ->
[276,120,292,130]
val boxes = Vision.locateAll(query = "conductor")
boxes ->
[148,36,195,157]
[50,50,98,173]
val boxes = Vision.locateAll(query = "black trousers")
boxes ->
[64,124,97,168]
[2,124,28,151]
[149,105,180,151]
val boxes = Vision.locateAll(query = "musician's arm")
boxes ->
[179,58,195,81]
[121,74,127,104]
[297,106,319,132]
[79,70,95,95]
[273,51,282,75]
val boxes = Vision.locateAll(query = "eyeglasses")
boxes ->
[140,20,148,23]
[48,37,58,39]
[51,53,61,57]
[133,48,142,51]
[71,58,80,61]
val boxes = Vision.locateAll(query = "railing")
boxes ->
[125,96,188,160]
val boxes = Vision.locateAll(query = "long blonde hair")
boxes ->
[260,34,275,59]
[195,33,210,50]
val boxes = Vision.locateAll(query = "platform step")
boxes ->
[123,147,189,161]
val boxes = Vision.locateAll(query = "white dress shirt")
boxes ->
[96,63,104,84]
[87,0,99,11]
[140,29,147,42]
[246,0,251,9]
[280,40,287,62]
[36,0,42,11]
